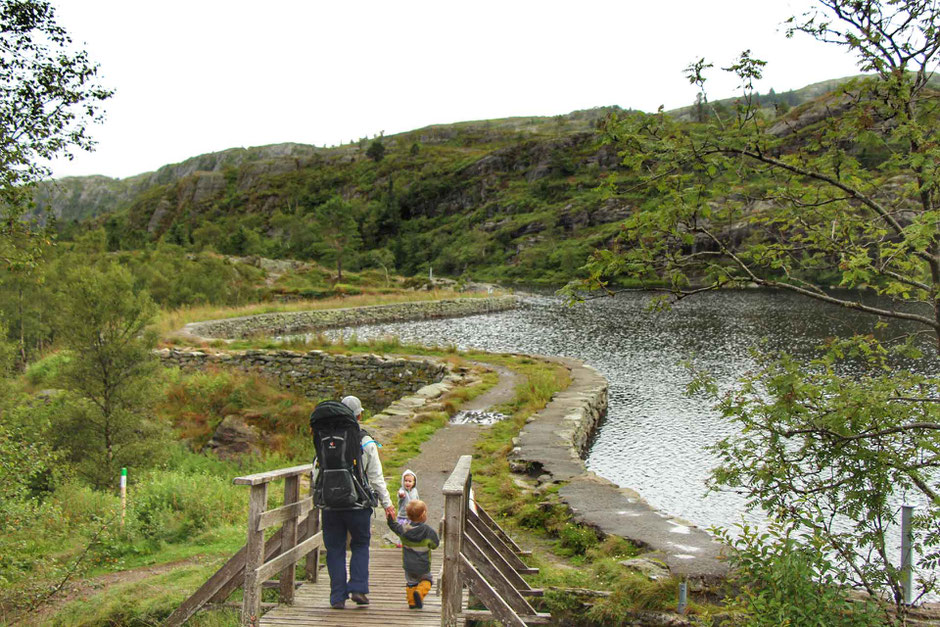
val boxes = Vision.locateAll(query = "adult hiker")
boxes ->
[310,395,395,610]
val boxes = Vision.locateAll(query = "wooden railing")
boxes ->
[165,464,323,627]
[169,455,547,626]
[441,455,551,626]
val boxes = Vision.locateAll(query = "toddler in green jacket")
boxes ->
[386,499,440,608]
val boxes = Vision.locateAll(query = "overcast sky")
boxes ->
[48,0,864,180]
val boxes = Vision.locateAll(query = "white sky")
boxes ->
[48,0,864,180]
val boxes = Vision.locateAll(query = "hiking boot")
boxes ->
[350,592,369,605]
[331,601,345,610]
[412,589,423,609]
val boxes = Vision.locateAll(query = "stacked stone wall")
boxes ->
[183,296,518,340]
[158,348,448,412]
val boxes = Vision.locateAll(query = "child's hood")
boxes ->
[401,469,417,488]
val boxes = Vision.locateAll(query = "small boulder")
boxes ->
[205,415,261,459]
[620,556,671,581]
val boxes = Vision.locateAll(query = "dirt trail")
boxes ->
[373,363,519,541]
[18,556,209,625]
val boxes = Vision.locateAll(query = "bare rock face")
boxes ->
[205,415,261,459]
[767,93,854,138]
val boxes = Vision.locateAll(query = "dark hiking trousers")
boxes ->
[322,508,372,606]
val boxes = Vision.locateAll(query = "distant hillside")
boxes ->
[31,75,918,285]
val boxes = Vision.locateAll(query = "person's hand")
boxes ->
[385,505,396,518]
[398,489,406,498]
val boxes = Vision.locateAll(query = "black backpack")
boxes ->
[310,401,378,510]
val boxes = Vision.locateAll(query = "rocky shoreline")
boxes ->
[510,355,729,585]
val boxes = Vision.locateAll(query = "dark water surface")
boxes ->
[297,290,934,534]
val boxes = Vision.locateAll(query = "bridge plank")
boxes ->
[461,609,553,624]
[164,527,282,627]
[279,476,300,604]
[474,503,526,554]
[442,455,472,494]
[466,519,532,593]
[461,533,537,616]
[259,549,461,626]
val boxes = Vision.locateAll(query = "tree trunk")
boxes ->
[17,284,27,368]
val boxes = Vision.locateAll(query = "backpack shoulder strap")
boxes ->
[359,428,381,449]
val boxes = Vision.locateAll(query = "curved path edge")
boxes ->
[510,356,729,584]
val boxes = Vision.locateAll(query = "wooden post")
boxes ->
[120,467,127,528]
[441,455,472,627]
[279,475,300,604]
[305,471,320,583]
[241,483,268,627]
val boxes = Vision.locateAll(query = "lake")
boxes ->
[298,289,934,535]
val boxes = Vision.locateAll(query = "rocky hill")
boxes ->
[32,76,904,285]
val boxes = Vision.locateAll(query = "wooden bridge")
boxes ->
[166,455,550,626]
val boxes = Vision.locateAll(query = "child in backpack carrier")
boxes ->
[386,499,439,609]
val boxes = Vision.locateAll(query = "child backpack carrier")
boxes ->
[310,400,377,510]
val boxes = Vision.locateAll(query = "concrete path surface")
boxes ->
[512,356,729,584]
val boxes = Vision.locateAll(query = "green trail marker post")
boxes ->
[120,467,127,528]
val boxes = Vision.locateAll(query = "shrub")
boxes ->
[715,522,885,626]
[24,351,72,386]
[558,522,600,556]
[128,469,245,543]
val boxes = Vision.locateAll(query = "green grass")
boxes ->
[45,560,238,626]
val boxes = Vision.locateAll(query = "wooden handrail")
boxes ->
[239,470,324,626]
[442,455,472,494]
[168,464,322,627]
[440,455,547,627]
[233,464,313,486]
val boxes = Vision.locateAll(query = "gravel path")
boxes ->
[372,363,520,543]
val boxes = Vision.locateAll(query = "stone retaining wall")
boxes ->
[510,356,609,481]
[158,348,448,411]
[510,356,729,584]
[182,296,519,340]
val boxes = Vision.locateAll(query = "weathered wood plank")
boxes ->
[519,588,544,597]
[475,502,526,554]
[256,532,324,584]
[441,490,465,626]
[279,476,300,604]
[259,549,462,626]
[242,483,268,627]
[461,533,537,616]
[468,509,537,574]
[234,464,313,486]
[466,519,532,593]
[165,532,267,626]
[442,455,472,495]
[208,525,287,603]
[459,554,526,627]
[258,497,312,531]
